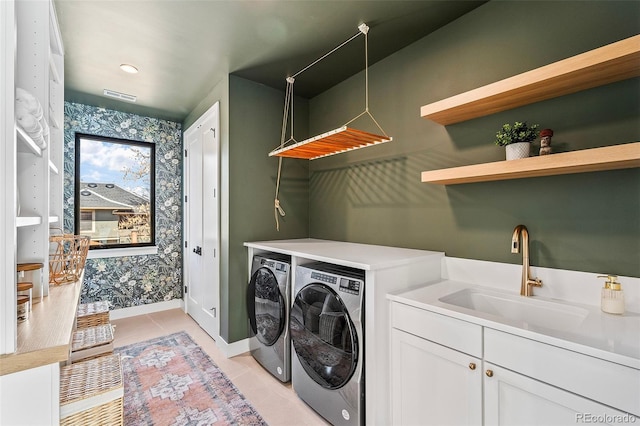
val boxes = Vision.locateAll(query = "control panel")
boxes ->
[339,278,361,295]
[311,271,337,285]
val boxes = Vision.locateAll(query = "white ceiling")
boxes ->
[55,0,486,122]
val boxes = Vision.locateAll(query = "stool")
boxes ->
[60,354,123,426]
[17,281,33,311]
[76,301,110,329]
[17,295,29,322]
[70,324,114,363]
[17,262,44,272]
[17,262,44,305]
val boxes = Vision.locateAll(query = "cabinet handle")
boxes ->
[469,363,476,370]
[485,369,494,377]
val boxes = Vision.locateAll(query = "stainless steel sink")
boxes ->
[439,287,589,331]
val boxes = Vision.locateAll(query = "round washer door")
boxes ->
[290,283,358,390]
[247,267,286,346]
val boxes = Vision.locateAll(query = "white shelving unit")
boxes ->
[1,1,66,420]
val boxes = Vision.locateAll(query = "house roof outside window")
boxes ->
[79,182,149,211]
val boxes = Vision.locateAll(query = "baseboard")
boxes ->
[110,299,184,320]
[216,336,250,358]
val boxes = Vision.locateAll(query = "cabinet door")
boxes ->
[484,362,637,425]
[391,328,482,426]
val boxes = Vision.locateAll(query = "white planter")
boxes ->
[505,142,531,160]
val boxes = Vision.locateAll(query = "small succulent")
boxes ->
[494,121,539,146]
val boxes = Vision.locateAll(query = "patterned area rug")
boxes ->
[115,332,267,425]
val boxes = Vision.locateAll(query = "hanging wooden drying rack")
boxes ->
[269,23,393,160]
[271,23,392,231]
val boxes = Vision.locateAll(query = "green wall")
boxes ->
[186,75,309,343]
[186,1,639,344]
[308,1,640,277]
[184,75,233,342]
[227,75,309,342]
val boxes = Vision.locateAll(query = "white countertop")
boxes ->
[245,238,444,270]
[388,280,640,370]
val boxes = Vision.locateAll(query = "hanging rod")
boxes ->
[271,23,389,231]
[289,23,369,80]
[270,22,392,161]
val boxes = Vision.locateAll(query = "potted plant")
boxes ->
[494,121,539,160]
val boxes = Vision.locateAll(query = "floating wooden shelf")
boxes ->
[421,143,640,185]
[269,126,393,160]
[420,35,640,125]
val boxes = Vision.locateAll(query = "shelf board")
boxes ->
[48,105,60,129]
[420,35,640,125]
[48,54,61,84]
[269,126,393,160]
[49,0,64,55]
[16,126,42,156]
[16,216,43,227]
[48,216,59,224]
[421,142,640,185]
[49,160,59,175]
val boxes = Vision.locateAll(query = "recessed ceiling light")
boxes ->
[120,64,139,74]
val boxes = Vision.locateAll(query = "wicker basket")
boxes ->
[60,354,123,426]
[77,301,110,329]
[49,232,90,285]
[70,324,114,363]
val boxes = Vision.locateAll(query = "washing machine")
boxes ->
[290,261,365,426]
[247,252,292,382]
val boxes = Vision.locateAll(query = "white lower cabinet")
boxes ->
[484,362,629,426]
[391,328,482,426]
[0,363,60,425]
[390,301,640,425]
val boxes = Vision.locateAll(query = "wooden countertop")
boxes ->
[0,277,82,376]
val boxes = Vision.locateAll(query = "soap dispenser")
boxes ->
[599,274,625,315]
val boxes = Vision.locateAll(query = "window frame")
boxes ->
[74,133,156,251]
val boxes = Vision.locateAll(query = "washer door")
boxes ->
[290,283,358,390]
[247,267,286,346]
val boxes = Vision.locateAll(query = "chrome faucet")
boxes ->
[511,225,542,296]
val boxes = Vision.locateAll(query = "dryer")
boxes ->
[247,252,292,382]
[290,262,365,426]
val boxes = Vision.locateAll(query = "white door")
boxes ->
[484,362,633,425]
[390,328,483,426]
[184,102,219,339]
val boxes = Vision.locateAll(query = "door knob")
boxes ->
[469,362,476,370]
[486,369,494,377]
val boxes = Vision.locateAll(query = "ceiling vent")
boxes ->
[103,89,137,103]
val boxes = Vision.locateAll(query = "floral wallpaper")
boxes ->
[64,102,183,309]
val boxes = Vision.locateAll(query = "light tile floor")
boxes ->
[112,309,329,426]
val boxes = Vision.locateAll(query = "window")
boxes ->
[75,133,155,250]
[79,210,95,232]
